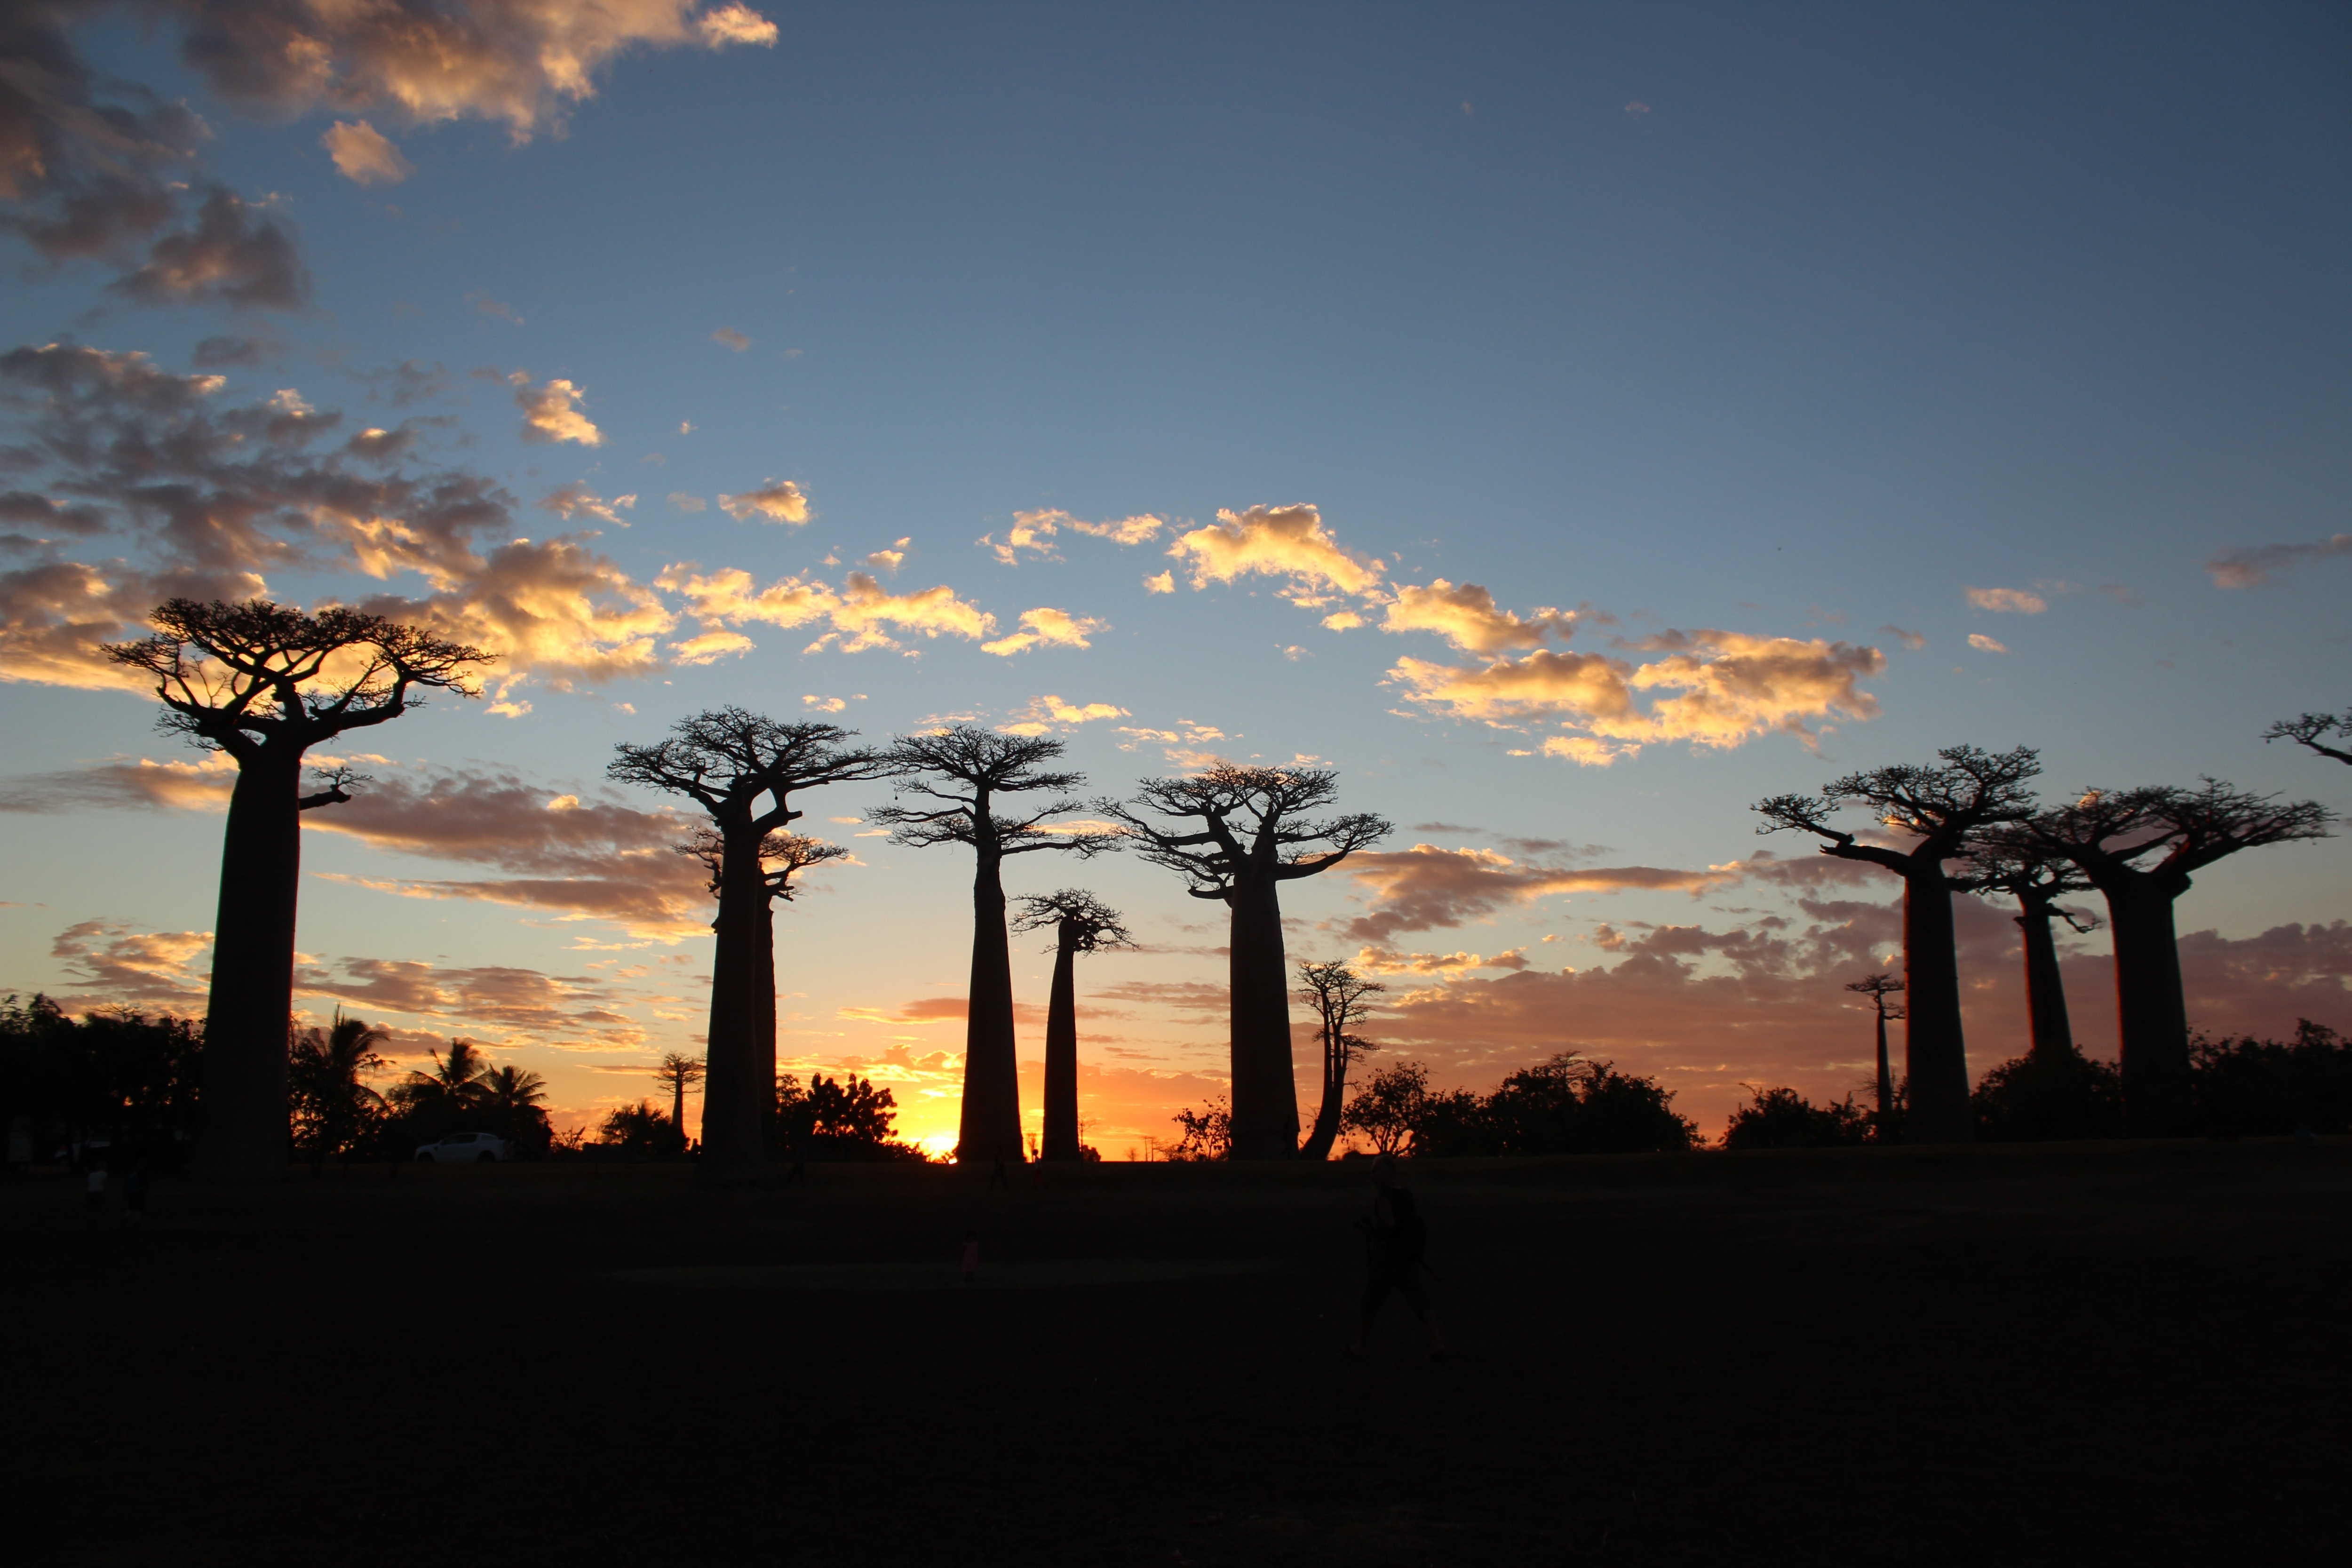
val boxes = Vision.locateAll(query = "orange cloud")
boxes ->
[980,508,1164,565]
[1381,579,1572,653]
[1965,586,2047,613]
[1166,504,1383,597]
[513,375,601,445]
[717,480,810,524]
[320,120,413,185]
[982,607,1105,656]
[1342,844,1730,944]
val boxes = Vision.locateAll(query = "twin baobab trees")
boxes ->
[874,728,1113,1164]
[1011,890,1133,1162]
[1758,746,2042,1144]
[609,711,890,1181]
[1104,766,1390,1159]
[1992,782,2331,1133]
[106,598,489,1181]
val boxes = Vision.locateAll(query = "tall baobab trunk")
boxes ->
[1227,877,1298,1160]
[1900,867,1972,1144]
[198,743,305,1183]
[1041,924,1080,1161]
[1301,1054,1345,1162]
[959,850,1023,1164]
[2103,885,2192,1135]
[702,826,778,1177]
[2016,898,2075,1064]
[1873,1009,1895,1132]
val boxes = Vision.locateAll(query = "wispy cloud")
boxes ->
[2204,533,2352,589]
[321,120,414,185]
[1965,586,2047,614]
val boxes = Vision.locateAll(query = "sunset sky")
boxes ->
[3,1,2346,1153]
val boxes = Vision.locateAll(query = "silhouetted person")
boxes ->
[1351,1154,1445,1360]
[987,1157,1011,1192]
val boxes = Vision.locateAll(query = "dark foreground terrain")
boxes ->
[8,1141,2347,1566]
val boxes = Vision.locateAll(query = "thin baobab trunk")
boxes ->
[1874,1009,1895,1130]
[1041,928,1079,1161]
[2015,898,2075,1063]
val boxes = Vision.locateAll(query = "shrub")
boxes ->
[2191,1020,2352,1137]
[1722,1086,1874,1149]
[1971,1050,2124,1142]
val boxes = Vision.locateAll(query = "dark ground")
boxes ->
[8,1140,2348,1566]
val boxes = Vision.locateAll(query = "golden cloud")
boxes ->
[320,119,413,185]
[1166,504,1383,596]
[1381,578,1572,654]
[1342,844,1730,944]
[980,508,1164,565]
[982,606,1105,656]
[513,375,601,445]
[1965,586,2047,613]
[717,480,811,524]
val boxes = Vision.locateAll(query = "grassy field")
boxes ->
[9,1141,2348,1565]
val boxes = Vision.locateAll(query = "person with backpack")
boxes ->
[1351,1153,1446,1360]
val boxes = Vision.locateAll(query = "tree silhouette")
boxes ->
[1756,746,2041,1143]
[1295,960,1385,1161]
[608,710,887,1181]
[105,598,489,1180]
[475,1063,551,1152]
[1955,841,2098,1064]
[392,1039,491,1120]
[872,728,1114,1165]
[1009,889,1133,1162]
[2264,710,2352,765]
[1843,973,1906,1138]
[651,1052,706,1141]
[1994,781,2331,1132]
[1343,1060,1432,1156]
[1102,766,1390,1159]
[287,1009,388,1171]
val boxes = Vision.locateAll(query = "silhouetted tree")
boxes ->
[1168,1095,1233,1161]
[650,1051,707,1142]
[105,598,489,1180]
[1995,782,2332,1132]
[1342,1060,1432,1155]
[2191,1020,2352,1138]
[1010,889,1132,1162]
[476,1063,552,1156]
[609,711,886,1182]
[1971,1049,2123,1142]
[2264,709,2352,766]
[1756,746,2042,1143]
[2,994,204,1166]
[1295,960,1385,1161]
[287,1010,388,1169]
[598,1099,688,1160]
[1721,1086,1873,1149]
[873,728,1114,1165]
[1844,973,1905,1139]
[1955,842,2098,1064]
[771,1071,929,1161]
[389,1039,491,1142]
[1470,1054,1702,1155]
[1103,766,1390,1158]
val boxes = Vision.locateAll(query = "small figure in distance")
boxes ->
[1351,1154,1446,1361]
[987,1156,1011,1192]
[961,1229,981,1283]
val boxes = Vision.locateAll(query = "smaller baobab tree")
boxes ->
[608,711,889,1183]
[1101,766,1391,1159]
[1955,841,2098,1064]
[106,598,490,1181]
[2265,710,2352,766]
[1296,959,1385,1161]
[1009,890,1133,1162]
[1843,973,1905,1138]
[651,1052,707,1142]
[1997,781,2332,1133]
[1756,746,2042,1144]
[872,728,1116,1166]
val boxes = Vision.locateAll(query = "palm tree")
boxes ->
[287,1008,388,1170]
[394,1039,492,1120]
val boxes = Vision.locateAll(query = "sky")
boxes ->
[2,0,2346,1154]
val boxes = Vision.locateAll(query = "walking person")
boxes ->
[1351,1154,1446,1361]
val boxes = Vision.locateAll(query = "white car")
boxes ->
[415,1131,511,1163]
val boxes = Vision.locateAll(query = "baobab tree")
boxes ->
[1296,959,1385,1161]
[651,1052,707,1140]
[871,728,1114,1165]
[1756,746,2041,1144]
[1956,841,2098,1064]
[609,711,889,1182]
[1998,781,2331,1133]
[1102,766,1391,1159]
[2265,710,2352,765]
[1009,889,1133,1162]
[1843,973,1905,1137]
[105,598,489,1181]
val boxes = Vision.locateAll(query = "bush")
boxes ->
[597,1099,690,1160]
[1167,1095,1232,1160]
[768,1072,930,1162]
[2191,1020,2352,1137]
[2,993,203,1166]
[1971,1050,2124,1142]
[1722,1086,1874,1149]
[1347,1053,1701,1158]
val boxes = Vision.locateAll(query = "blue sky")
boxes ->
[3,1,2345,1148]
